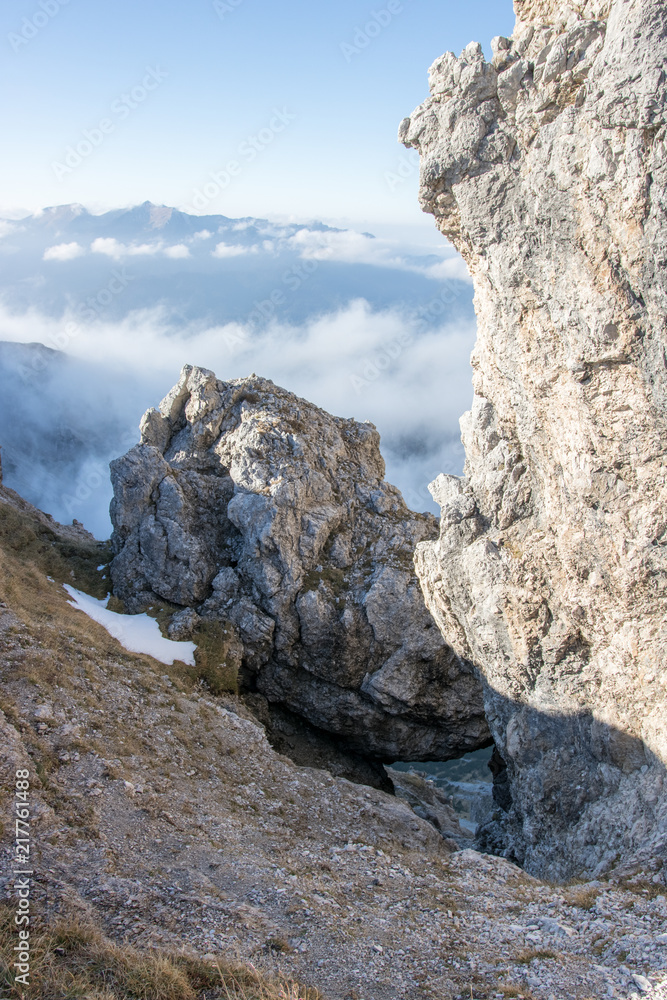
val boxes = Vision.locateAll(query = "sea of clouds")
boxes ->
[0,207,477,538]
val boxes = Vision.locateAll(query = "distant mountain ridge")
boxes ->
[17,200,340,243]
[0,202,471,328]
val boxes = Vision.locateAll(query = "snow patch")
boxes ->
[63,585,197,666]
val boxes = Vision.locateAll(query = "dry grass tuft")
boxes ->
[0,906,319,1000]
[514,946,558,964]
[187,620,241,696]
[615,878,667,901]
[0,495,187,709]
[565,885,600,911]
[119,953,196,1000]
[137,603,241,697]
[495,985,536,999]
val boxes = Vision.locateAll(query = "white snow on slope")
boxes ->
[63,585,197,666]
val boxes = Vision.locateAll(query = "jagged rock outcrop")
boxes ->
[109,366,490,761]
[401,0,667,877]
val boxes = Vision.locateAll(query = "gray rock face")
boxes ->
[401,0,667,877]
[110,366,490,761]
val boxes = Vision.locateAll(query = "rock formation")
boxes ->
[109,366,489,762]
[401,0,667,877]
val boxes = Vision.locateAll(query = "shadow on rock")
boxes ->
[476,696,667,884]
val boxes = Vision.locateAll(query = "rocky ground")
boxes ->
[1,483,666,999]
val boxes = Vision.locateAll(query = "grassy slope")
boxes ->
[0,488,317,1000]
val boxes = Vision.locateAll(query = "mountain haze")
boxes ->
[0,204,476,536]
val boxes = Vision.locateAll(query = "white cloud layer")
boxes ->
[43,242,84,262]
[164,244,191,259]
[285,229,472,283]
[27,224,471,285]
[0,297,475,533]
[91,237,162,259]
[212,242,257,258]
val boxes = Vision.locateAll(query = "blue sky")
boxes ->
[2,0,515,235]
[1,1,518,534]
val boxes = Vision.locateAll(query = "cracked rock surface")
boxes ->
[109,366,489,762]
[401,0,667,878]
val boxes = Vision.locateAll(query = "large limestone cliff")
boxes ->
[401,0,667,877]
[110,366,489,762]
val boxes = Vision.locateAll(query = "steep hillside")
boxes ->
[2,484,665,999]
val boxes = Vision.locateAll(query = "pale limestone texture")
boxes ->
[401,0,667,877]
[109,366,489,762]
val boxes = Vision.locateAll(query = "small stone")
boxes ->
[167,607,201,641]
[631,974,652,993]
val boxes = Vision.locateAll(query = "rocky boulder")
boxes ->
[110,366,490,761]
[401,0,667,877]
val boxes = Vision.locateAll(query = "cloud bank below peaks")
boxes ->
[0,297,476,535]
